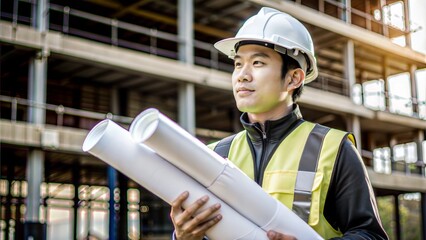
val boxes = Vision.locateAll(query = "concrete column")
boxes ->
[25,151,45,227]
[178,0,193,64]
[409,65,419,115]
[343,40,361,152]
[342,0,351,24]
[26,0,49,239]
[28,53,48,125]
[380,0,389,37]
[365,1,371,31]
[352,116,362,152]
[178,0,195,135]
[416,130,425,174]
[344,40,356,99]
[390,136,398,172]
[382,56,390,111]
[319,0,325,13]
[179,83,196,135]
[403,0,412,48]
[345,116,362,152]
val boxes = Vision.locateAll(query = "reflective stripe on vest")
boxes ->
[293,124,330,223]
[226,121,355,239]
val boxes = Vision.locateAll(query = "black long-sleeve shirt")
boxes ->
[240,105,388,239]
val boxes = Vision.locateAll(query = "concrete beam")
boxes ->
[375,111,426,130]
[0,21,232,90]
[367,168,426,193]
[0,120,234,148]
[0,120,88,153]
[300,87,376,119]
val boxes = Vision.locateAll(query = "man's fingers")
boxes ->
[171,191,189,213]
[192,203,221,223]
[171,193,223,239]
[191,214,222,235]
[172,194,217,228]
[184,195,210,216]
[267,230,297,240]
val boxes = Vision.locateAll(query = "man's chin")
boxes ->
[237,105,258,113]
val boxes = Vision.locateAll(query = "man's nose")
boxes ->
[237,68,252,82]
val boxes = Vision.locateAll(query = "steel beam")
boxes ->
[72,162,80,240]
[108,166,118,240]
[118,174,128,239]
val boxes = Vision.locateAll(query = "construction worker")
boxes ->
[170,7,388,240]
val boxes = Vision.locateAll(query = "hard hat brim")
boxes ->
[214,37,318,83]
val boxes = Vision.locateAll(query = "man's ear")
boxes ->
[287,68,305,91]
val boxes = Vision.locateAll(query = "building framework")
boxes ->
[0,0,425,239]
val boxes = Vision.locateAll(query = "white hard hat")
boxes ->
[214,7,318,83]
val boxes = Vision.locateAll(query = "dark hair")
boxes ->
[280,54,304,102]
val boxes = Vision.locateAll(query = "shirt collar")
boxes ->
[240,104,303,142]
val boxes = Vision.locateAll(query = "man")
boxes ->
[170,7,388,240]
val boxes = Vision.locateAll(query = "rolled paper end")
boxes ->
[82,119,110,152]
[130,108,160,143]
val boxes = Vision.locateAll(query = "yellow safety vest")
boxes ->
[210,121,355,238]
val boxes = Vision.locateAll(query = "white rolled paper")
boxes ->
[82,119,267,240]
[129,108,323,240]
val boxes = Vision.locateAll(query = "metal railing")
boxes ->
[0,95,133,128]
[0,95,233,139]
[310,72,350,96]
[318,0,419,37]
[362,149,425,177]
[353,86,426,119]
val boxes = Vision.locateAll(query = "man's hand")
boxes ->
[170,191,222,240]
[267,230,297,240]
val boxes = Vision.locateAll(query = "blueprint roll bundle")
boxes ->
[83,108,323,240]
[82,119,267,240]
[129,108,322,240]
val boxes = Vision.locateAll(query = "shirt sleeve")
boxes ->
[171,231,209,240]
[324,139,389,240]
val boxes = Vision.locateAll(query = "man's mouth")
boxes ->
[237,87,254,93]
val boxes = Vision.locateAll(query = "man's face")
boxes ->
[232,44,291,115]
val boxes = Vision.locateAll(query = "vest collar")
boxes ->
[240,104,303,142]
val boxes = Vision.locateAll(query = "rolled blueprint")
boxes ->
[129,108,323,240]
[82,120,267,240]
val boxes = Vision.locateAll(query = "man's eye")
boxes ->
[253,61,264,66]
[234,62,242,67]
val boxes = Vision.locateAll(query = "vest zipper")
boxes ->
[259,124,270,185]
[254,125,268,184]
